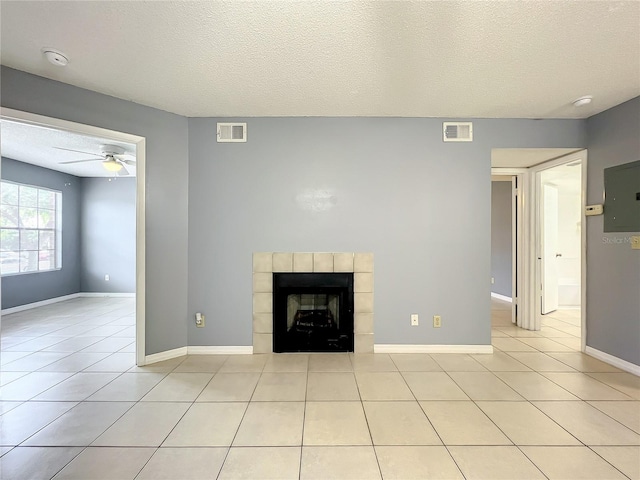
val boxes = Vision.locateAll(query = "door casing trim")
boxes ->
[0,107,147,365]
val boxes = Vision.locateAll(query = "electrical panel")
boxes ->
[604,160,640,232]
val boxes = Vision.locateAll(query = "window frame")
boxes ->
[0,180,62,276]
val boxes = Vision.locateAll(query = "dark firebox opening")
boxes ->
[273,273,354,353]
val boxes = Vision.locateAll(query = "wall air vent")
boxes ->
[217,123,247,142]
[443,122,473,142]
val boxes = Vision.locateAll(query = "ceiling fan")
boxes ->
[56,144,136,176]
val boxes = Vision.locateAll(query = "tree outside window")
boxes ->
[0,181,62,275]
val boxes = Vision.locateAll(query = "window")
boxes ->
[0,181,62,275]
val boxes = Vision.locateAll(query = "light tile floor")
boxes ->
[0,297,638,479]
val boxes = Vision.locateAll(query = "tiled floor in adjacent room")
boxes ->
[0,297,638,479]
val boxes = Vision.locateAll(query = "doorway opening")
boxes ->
[0,108,146,365]
[492,148,587,353]
[490,171,524,329]
[491,176,517,327]
[537,158,584,347]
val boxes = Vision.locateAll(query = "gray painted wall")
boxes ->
[1,67,189,355]
[188,117,586,346]
[1,157,81,309]
[586,96,640,366]
[1,66,589,352]
[491,181,512,297]
[80,177,136,293]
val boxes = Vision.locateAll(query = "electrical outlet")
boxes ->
[104,274,110,281]
[410,314,419,326]
[195,313,205,328]
[491,277,495,284]
[433,315,442,328]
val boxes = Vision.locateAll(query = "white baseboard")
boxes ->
[1,293,81,314]
[144,345,254,365]
[374,344,494,354]
[188,346,253,355]
[491,292,512,302]
[2,292,135,315]
[79,292,135,298]
[585,346,640,376]
[145,347,188,365]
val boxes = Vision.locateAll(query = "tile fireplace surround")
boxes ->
[253,252,374,354]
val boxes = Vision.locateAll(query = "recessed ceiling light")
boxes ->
[572,96,593,107]
[42,48,69,67]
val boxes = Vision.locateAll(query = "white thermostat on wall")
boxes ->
[585,204,604,216]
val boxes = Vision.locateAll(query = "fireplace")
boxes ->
[273,273,354,353]
[252,252,374,354]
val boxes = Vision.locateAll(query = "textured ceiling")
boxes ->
[0,1,639,118]
[0,120,136,178]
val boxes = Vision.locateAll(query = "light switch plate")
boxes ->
[632,236,640,250]
[410,314,419,326]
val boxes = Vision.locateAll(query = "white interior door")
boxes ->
[542,184,559,314]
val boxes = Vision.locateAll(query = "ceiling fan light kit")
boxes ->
[102,159,123,172]
[55,144,135,176]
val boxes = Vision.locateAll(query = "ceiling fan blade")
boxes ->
[54,146,101,157]
[113,152,135,159]
[122,159,136,166]
[59,158,104,164]
[117,164,130,176]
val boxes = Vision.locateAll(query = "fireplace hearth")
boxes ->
[273,273,354,353]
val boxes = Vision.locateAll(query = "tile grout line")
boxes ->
[585,400,640,434]
[84,355,187,448]
[586,445,637,480]
[79,354,190,479]
[399,361,469,479]
[132,395,198,478]
[461,387,554,479]
[214,356,265,479]
[421,348,572,480]
[297,358,312,480]
[349,360,383,480]
[1,299,637,479]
